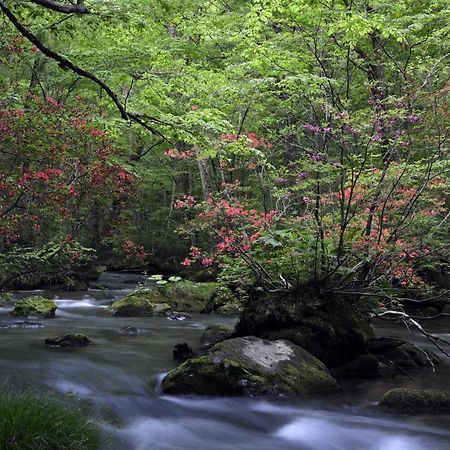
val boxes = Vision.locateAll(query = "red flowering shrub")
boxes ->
[0,97,141,283]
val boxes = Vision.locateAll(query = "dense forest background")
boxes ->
[1,0,449,299]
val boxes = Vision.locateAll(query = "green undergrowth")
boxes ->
[0,390,101,450]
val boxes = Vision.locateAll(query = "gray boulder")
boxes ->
[162,336,339,397]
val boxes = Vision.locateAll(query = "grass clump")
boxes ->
[0,390,101,450]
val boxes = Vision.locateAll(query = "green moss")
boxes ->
[379,388,450,413]
[157,281,221,313]
[11,296,56,318]
[0,390,101,450]
[110,291,170,316]
[162,337,339,397]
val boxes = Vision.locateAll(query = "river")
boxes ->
[1,272,450,450]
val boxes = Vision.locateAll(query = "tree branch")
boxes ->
[0,0,172,143]
[29,0,90,15]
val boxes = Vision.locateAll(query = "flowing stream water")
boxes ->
[1,272,450,450]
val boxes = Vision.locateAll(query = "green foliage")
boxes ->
[0,390,101,450]
[0,239,94,289]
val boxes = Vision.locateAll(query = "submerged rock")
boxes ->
[0,320,45,329]
[45,334,92,348]
[120,325,140,335]
[11,296,57,319]
[162,336,339,397]
[166,311,191,321]
[379,388,450,413]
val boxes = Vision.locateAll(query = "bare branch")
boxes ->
[29,0,90,15]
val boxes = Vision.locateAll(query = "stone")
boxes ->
[421,306,440,317]
[109,292,171,317]
[162,336,339,397]
[200,325,234,347]
[45,334,92,348]
[216,303,241,316]
[120,325,140,335]
[369,338,440,368]
[236,291,374,368]
[173,343,199,361]
[166,311,191,321]
[11,296,57,319]
[0,320,45,329]
[331,354,379,378]
[379,388,450,413]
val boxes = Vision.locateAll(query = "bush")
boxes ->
[0,390,101,450]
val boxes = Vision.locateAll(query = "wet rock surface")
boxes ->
[11,296,57,319]
[162,336,339,397]
[45,333,92,348]
[379,388,450,413]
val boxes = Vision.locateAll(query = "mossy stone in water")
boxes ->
[162,336,339,397]
[11,296,57,318]
[158,281,220,313]
[379,388,450,413]
[110,292,171,317]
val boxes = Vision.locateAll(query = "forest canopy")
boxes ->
[0,0,449,298]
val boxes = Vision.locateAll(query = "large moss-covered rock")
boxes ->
[379,388,450,413]
[158,281,221,313]
[111,281,239,315]
[162,336,339,397]
[236,290,374,368]
[10,296,57,318]
[110,292,171,317]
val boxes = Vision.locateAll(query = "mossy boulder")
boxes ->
[11,296,57,319]
[379,388,450,413]
[158,281,221,313]
[110,291,171,317]
[111,281,238,315]
[236,290,374,368]
[162,336,339,397]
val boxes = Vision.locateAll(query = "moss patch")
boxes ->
[379,388,450,413]
[109,291,171,317]
[10,296,57,318]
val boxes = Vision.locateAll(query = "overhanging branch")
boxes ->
[29,0,90,14]
[0,0,172,143]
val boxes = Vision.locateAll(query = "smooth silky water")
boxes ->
[1,272,450,450]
